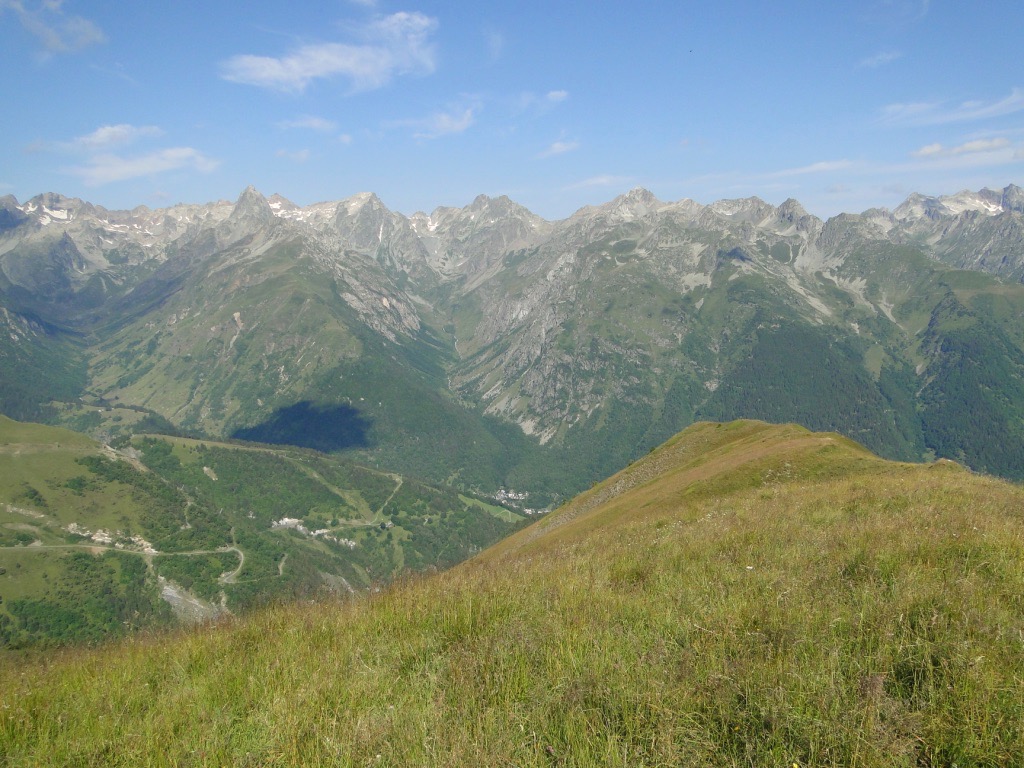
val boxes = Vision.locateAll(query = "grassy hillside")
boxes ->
[0,416,527,648]
[2,420,1023,765]
[0,308,86,425]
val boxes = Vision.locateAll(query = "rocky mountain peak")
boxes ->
[329,192,411,260]
[892,192,940,221]
[0,196,28,232]
[18,192,96,224]
[708,196,775,224]
[26,192,79,211]
[230,186,274,224]
[777,198,808,220]
[461,194,546,230]
[617,187,661,209]
[893,186,1014,222]
[593,187,662,221]
[213,186,276,244]
[621,187,659,204]
[1002,184,1024,214]
[341,192,385,217]
[267,193,298,214]
[665,198,705,218]
[774,198,822,236]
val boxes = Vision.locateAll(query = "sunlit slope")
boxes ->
[482,419,885,559]
[3,420,1023,766]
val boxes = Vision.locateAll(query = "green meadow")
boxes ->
[3,420,1022,766]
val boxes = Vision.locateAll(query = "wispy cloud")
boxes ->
[538,140,579,159]
[66,148,219,185]
[277,115,338,133]
[0,0,105,55]
[90,62,138,86]
[50,123,218,185]
[220,12,437,93]
[276,148,311,163]
[766,160,854,178]
[66,124,163,151]
[513,89,569,116]
[857,51,902,69]
[879,87,1024,125]
[912,137,1011,158]
[389,104,478,139]
[665,161,860,202]
[864,0,930,25]
[416,107,476,138]
[485,28,504,60]
[896,135,1024,171]
[565,175,633,190]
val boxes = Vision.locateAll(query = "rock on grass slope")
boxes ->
[3,420,1024,766]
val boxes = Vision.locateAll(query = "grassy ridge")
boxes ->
[3,420,1023,765]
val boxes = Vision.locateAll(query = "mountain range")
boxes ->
[2,182,1024,506]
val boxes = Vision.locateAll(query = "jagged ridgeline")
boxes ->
[2,185,1024,503]
[4,420,1024,764]
[0,416,526,648]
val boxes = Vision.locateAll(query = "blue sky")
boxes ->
[2,0,1023,219]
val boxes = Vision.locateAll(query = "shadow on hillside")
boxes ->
[231,401,372,452]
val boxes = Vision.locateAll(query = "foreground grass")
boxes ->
[2,422,1024,765]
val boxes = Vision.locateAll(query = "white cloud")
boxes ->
[414,107,476,139]
[880,87,1024,125]
[220,12,437,92]
[389,104,478,139]
[338,133,354,145]
[48,122,218,186]
[912,137,1011,158]
[913,143,943,157]
[913,143,942,157]
[66,148,219,185]
[857,51,902,69]
[67,124,163,151]
[538,140,579,158]
[895,136,1024,171]
[0,0,105,54]
[513,90,569,116]
[278,116,338,133]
